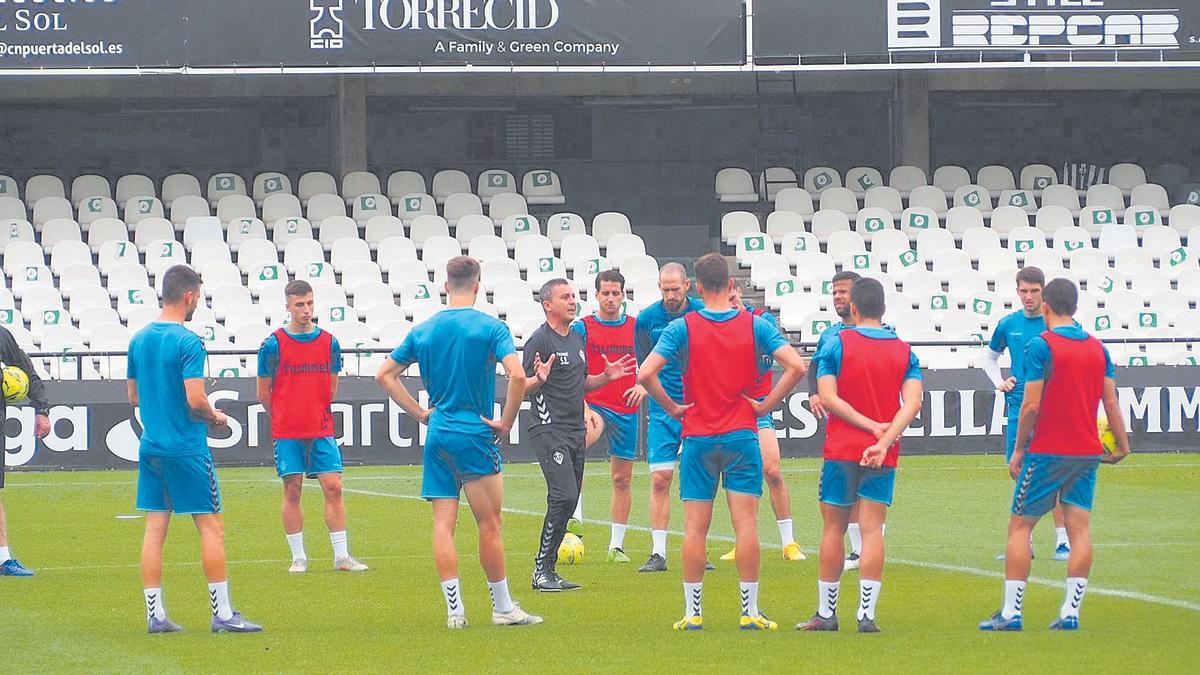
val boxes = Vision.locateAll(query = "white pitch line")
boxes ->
[338,485,1200,614]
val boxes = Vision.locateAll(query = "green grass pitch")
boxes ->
[1,454,1198,673]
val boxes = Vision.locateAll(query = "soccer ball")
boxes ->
[1097,415,1117,455]
[558,533,585,565]
[2,365,29,404]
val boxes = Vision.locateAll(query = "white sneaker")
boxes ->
[844,553,860,571]
[492,603,543,626]
[446,614,468,629]
[288,558,308,574]
[334,556,369,572]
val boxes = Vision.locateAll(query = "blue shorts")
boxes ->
[274,437,343,479]
[757,414,774,431]
[1012,454,1100,518]
[136,452,222,515]
[679,434,763,501]
[421,429,503,500]
[647,407,683,472]
[1004,391,1023,461]
[819,459,896,508]
[591,404,638,461]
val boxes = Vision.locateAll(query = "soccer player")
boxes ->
[640,253,806,631]
[633,262,705,573]
[803,270,877,571]
[257,280,367,574]
[799,278,923,634]
[573,270,645,564]
[720,283,804,562]
[375,256,541,629]
[980,278,1130,632]
[525,278,635,591]
[128,265,262,634]
[981,267,1070,561]
[0,326,50,577]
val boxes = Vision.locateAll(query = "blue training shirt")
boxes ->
[815,326,923,381]
[257,326,343,377]
[1023,325,1115,383]
[127,322,209,457]
[389,307,516,437]
[986,310,1047,395]
[743,303,778,378]
[652,308,789,443]
[635,297,704,408]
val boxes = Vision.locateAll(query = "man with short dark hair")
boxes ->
[640,253,806,631]
[573,270,645,563]
[981,266,1071,562]
[0,324,51,577]
[257,279,365,574]
[980,278,1129,632]
[800,278,923,634]
[129,265,262,633]
[376,255,541,628]
[633,262,705,573]
[526,278,635,591]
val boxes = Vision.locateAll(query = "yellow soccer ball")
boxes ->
[2,364,30,404]
[558,533,585,565]
[1097,415,1117,455]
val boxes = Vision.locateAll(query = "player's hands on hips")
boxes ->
[602,354,637,383]
[212,410,229,427]
[533,352,554,383]
[743,395,771,418]
[34,413,50,439]
[415,406,434,425]
[860,443,886,469]
[1101,445,1130,465]
[623,384,647,407]
[1008,450,1024,480]
[808,394,827,420]
[480,414,512,440]
[666,401,694,420]
[998,377,1016,393]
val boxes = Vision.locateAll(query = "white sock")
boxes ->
[144,587,166,621]
[740,581,760,617]
[651,530,668,558]
[777,518,794,546]
[1061,577,1088,619]
[848,523,862,556]
[818,580,840,619]
[286,532,305,562]
[330,530,349,560]
[488,578,515,614]
[1055,527,1069,548]
[0,545,10,563]
[858,579,882,620]
[208,581,233,620]
[440,578,464,617]
[1002,580,1026,619]
[684,582,703,617]
[609,523,627,551]
[571,497,583,522]
[882,523,887,536]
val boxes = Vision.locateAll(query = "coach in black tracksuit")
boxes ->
[523,279,634,593]
[0,325,52,576]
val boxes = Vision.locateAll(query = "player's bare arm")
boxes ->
[183,378,227,426]
[482,353,526,438]
[745,344,806,417]
[584,354,637,392]
[1100,378,1130,464]
[862,378,923,469]
[256,376,272,415]
[375,358,433,424]
[1012,379,1044,479]
[637,353,692,419]
[126,379,138,408]
[817,374,887,437]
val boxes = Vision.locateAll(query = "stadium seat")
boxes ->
[342,171,382,205]
[211,195,252,227]
[765,276,802,310]
[765,211,805,245]
[1020,164,1058,193]
[307,193,348,224]
[170,195,211,229]
[398,280,444,316]
[522,170,566,206]
[916,228,956,259]
[1006,225,1048,257]
[236,237,280,273]
[48,238,91,273]
[939,309,983,339]
[144,239,187,278]
[908,186,949,219]
[407,215,449,250]
[774,188,815,219]
[1086,184,1126,212]
[715,168,757,203]
[897,207,938,240]
[953,185,993,214]
[133,218,177,255]
[422,236,463,270]
[967,290,1006,325]
[351,193,390,223]
[592,212,633,246]
[95,239,137,276]
[468,234,510,263]
[932,249,972,280]
[57,263,101,300]
[864,187,903,216]
[932,166,971,193]
[226,217,268,252]
[478,170,517,205]
[315,216,357,252]
[840,250,881,276]
[888,166,927,197]
[76,196,118,230]
[807,210,847,243]
[500,214,542,248]
[283,238,325,274]
[200,262,242,295]
[1079,205,1116,236]
[869,229,909,259]
[1083,268,1125,299]
[760,167,799,202]
[824,230,864,262]
[977,165,1016,193]
[206,173,248,208]
[443,192,483,226]
[528,256,568,288]
[162,174,202,206]
[846,167,883,197]
[619,254,659,284]
[105,260,149,297]
[386,258,430,290]
[1130,268,1171,297]
[1098,223,1138,257]
[191,239,233,271]
[0,219,35,253]
[943,206,984,239]
[570,257,610,295]
[804,167,842,193]
[1108,163,1147,196]
[778,295,824,332]
[721,211,761,245]
[71,175,112,205]
[791,252,837,288]
[247,261,287,296]
[432,170,471,205]
[297,171,339,207]
[86,320,130,350]
[559,234,600,268]
[377,236,418,264]
[342,263,384,297]
[253,172,292,207]
[1039,184,1082,215]
[26,175,66,204]
[819,187,859,216]
[393,193,434,226]
[40,218,82,250]
[364,215,405,249]
[1051,226,1092,258]
[262,194,302,226]
[32,196,74,229]
[1122,205,1161,231]
[885,247,925,280]
[1131,184,1171,213]
[489,194,529,225]
[453,214,494,246]
[960,227,1001,259]
[3,240,45,278]
[778,231,819,264]
[514,235,554,271]
[977,248,1017,282]
[997,189,1037,215]
[182,217,224,250]
[0,176,19,202]
[492,278,534,312]
[0,196,25,222]
[546,212,585,244]
[1168,204,1200,233]
[1140,226,1182,259]
[124,196,165,225]
[1024,248,1066,275]
[387,171,427,205]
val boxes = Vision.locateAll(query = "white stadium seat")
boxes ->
[933,166,971,193]
[804,167,842,193]
[846,167,883,197]
[207,172,248,208]
[432,170,472,204]
[760,167,799,202]
[522,170,566,206]
[977,165,1016,193]
[721,211,760,245]
[342,171,382,204]
[297,171,339,206]
[253,172,293,207]
[307,193,348,224]
[546,212,586,243]
[715,168,758,203]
